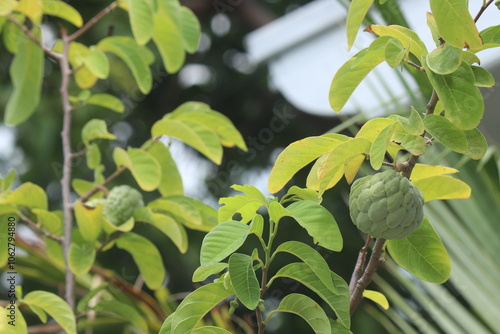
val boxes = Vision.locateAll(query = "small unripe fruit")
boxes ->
[349,170,424,239]
[103,185,144,225]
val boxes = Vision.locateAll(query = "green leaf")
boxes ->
[384,38,406,68]
[152,7,185,73]
[0,0,17,15]
[74,201,102,242]
[410,164,458,181]
[470,66,495,87]
[329,47,385,112]
[84,47,110,79]
[424,57,483,130]
[76,283,109,313]
[115,232,166,290]
[249,214,264,238]
[283,186,322,204]
[429,0,482,50]
[366,25,427,59]
[200,221,250,267]
[170,282,234,334]
[463,128,487,160]
[363,290,389,309]
[412,175,471,202]
[168,102,247,151]
[150,213,188,254]
[178,6,201,53]
[32,209,62,236]
[113,147,161,191]
[86,94,124,113]
[286,200,343,252]
[403,107,425,135]
[274,241,336,294]
[272,263,350,328]
[426,12,440,46]
[399,135,427,156]
[265,294,330,334]
[81,119,116,145]
[192,327,232,334]
[68,241,95,276]
[95,300,148,333]
[21,291,76,334]
[4,32,43,125]
[356,118,396,141]
[42,0,83,27]
[86,143,101,169]
[152,119,223,164]
[0,305,27,333]
[426,44,462,75]
[268,136,346,193]
[1,169,16,191]
[423,114,467,153]
[126,0,154,45]
[386,217,451,283]
[218,185,267,223]
[369,123,395,170]
[3,182,48,210]
[346,0,375,50]
[192,263,228,282]
[146,140,183,196]
[228,253,260,310]
[15,0,42,24]
[97,36,152,94]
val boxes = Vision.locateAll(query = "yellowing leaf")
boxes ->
[411,164,458,181]
[363,290,389,310]
[356,118,396,141]
[42,0,83,27]
[366,25,427,59]
[74,201,103,242]
[15,0,42,24]
[3,182,48,210]
[413,175,471,202]
[0,0,18,16]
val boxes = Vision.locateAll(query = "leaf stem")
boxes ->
[474,0,494,23]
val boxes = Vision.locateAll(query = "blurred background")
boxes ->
[1,0,500,333]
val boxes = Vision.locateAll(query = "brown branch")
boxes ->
[68,2,117,41]
[349,238,386,314]
[19,213,63,243]
[8,15,61,60]
[474,0,494,23]
[407,61,424,71]
[349,236,372,294]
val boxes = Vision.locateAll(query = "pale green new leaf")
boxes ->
[97,36,152,93]
[95,300,148,333]
[274,241,336,293]
[152,118,223,164]
[424,57,483,130]
[113,147,161,191]
[272,263,350,328]
[228,253,260,310]
[192,327,232,334]
[400,135,427,156]
[266,294,331,334]
[126,0,154,45]
[470,66,495,87]
[463,128,487,160]
[268,136,346,193]
[412,175,471,202]
[346,0,375,50]
[387,217,451,283]
[3,182,48,210]
[218,184,267,223]
[429,0,482,50]
[369,123,395,170]
[81,119,116,145]
[115,232,166,290]
[249,214,264,238]
[363,290,389,309]
[356,118,396,141]
[150,213,188,254]
[42,0,83,27]
[170,282,234,334]
[86,143,101,169]
[4,33,43,125]
[22,291,76,334]
[423,114,467,153]
[384,38,406,68]
[73,201,102,243]
[366,25,427,59]
[426,44,462,75]
[192,263,228,282]
[283,186,322,204]
[32,209,62,236]
[329,47,385,112]
[84,47,109,79]
[268,201,291,224]
[286,200,343,252]
[0,0,17,15]
[148,196,207,230]
[153,8,184,73]
[68,241,95,276]
[146,140,183,196]
[86,94,124,112]
[179,6,200,53]
[200,221,250,267]
[1,169,16,191]
[0,305,27,333]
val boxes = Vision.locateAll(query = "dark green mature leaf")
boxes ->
[274,241,336,293]
[170,282,234,334]
[22,291,76,334]
[272,263,350,328]
[346,0,375,50]
[424,58,483,130]
[95,300,148,333]
[115,232,166,290]
[286,200,343,252]
[4,33,43,125]
[97,36,152,93]
[200,221,250,267]
[429,0,482,50]
[329,47,385,112]
[463,128,487,160]
[266,294,331,334]
[423,115,467,153]
[228,253,260,310]
[218,185,267,223]
[387,217,451,283]
[426,44,462,75]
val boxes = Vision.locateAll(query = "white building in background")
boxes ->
[244,0,500,142]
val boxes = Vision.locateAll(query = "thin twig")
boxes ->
[19,212,63,243]
[349,236,372,294]
[407,61,424,71]
[474,0,494,23]
[68,2,118,41]
[8,14,61,60]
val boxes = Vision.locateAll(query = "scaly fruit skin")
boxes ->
[103,185,144,225]
[349,170,424,239]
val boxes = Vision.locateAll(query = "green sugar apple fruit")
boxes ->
[103,185,144,225]
[349,170,424,239]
